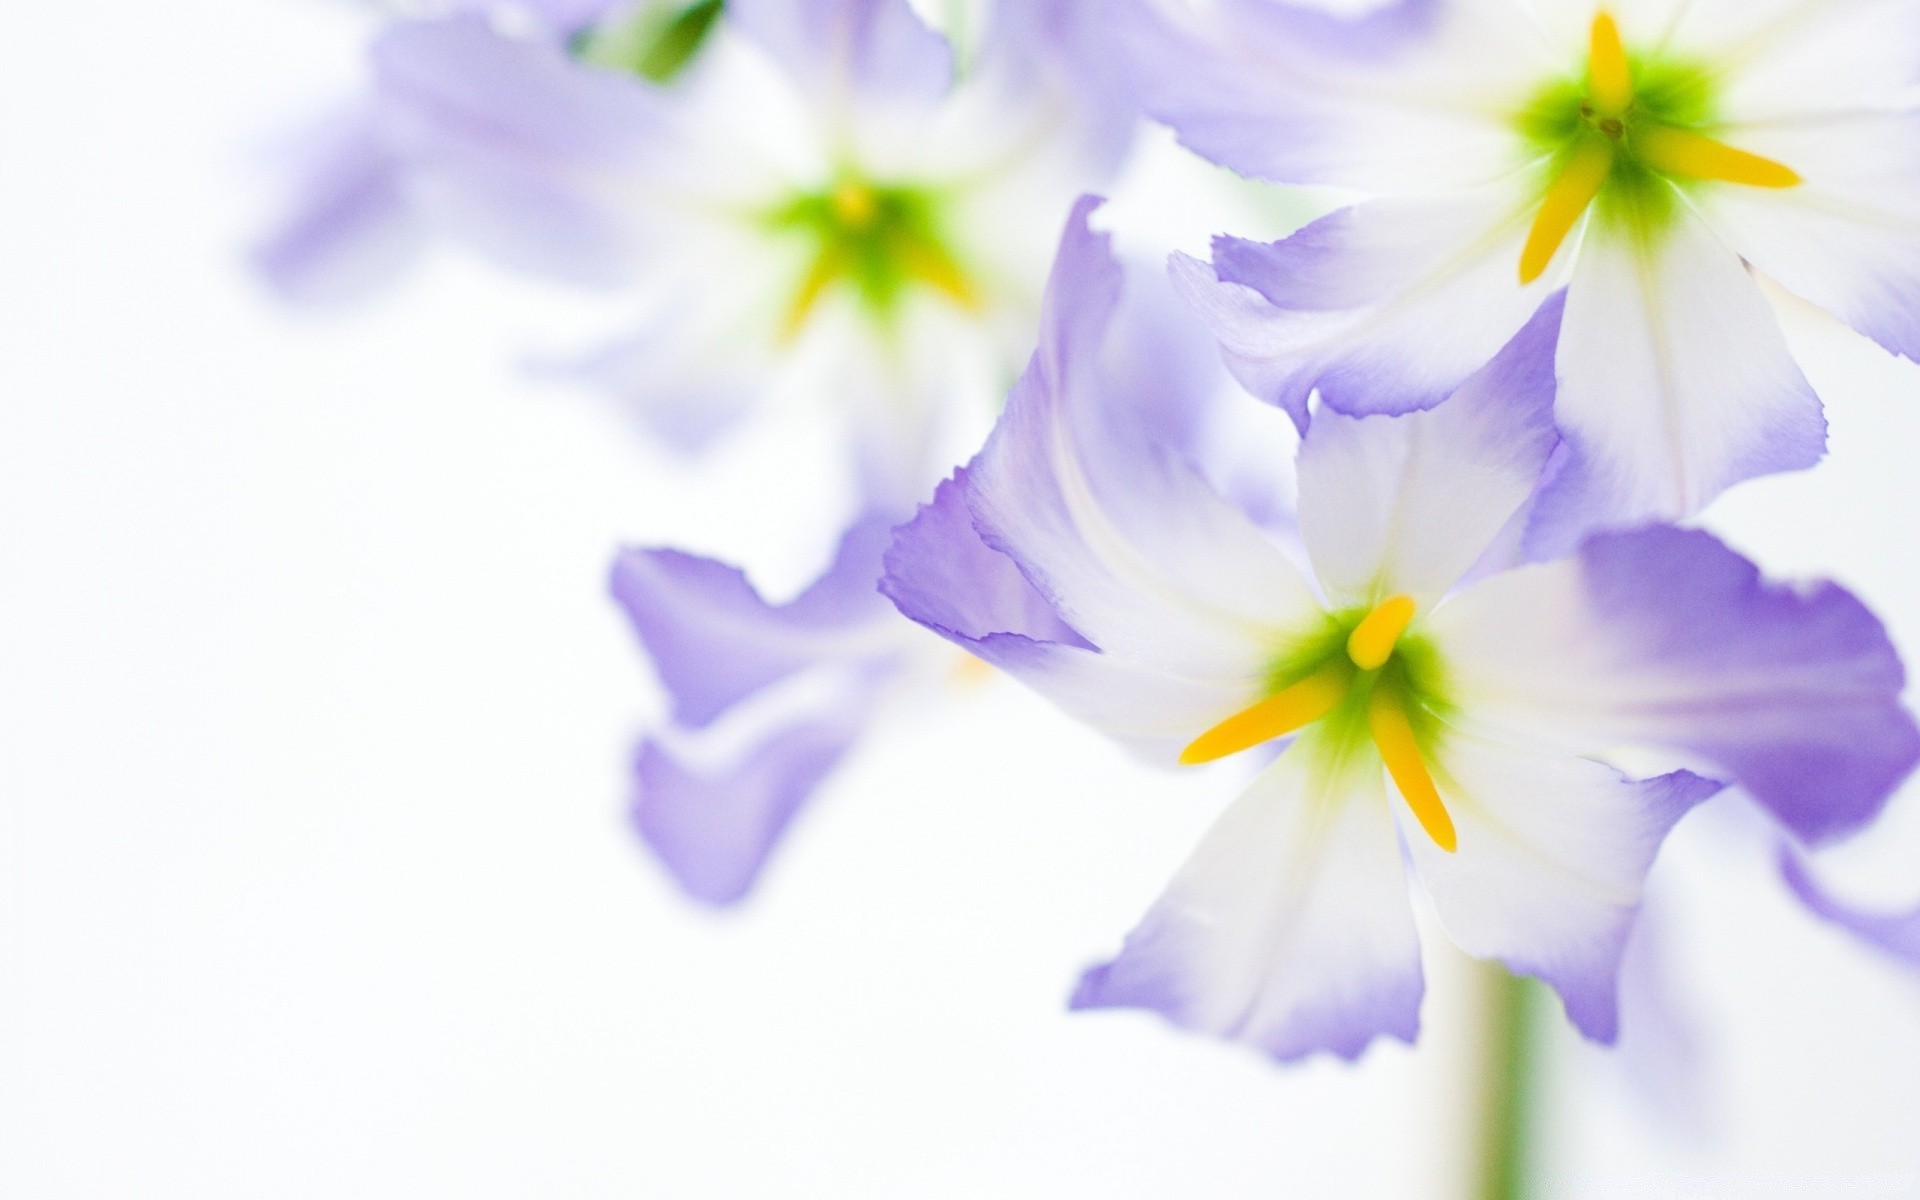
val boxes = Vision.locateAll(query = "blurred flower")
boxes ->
[1130,0,1920,550]
[883,197,1920,1062]
[259,0,1135,506]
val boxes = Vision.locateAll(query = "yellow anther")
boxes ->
[1518,137,1614,284]
[1346,594,1418,671]
[899,239,986,312]
[1367,689,1458,853]
[831,180,879,227]
[1587,13,1633,117]
[1180,661,1351,766]
[1633,125,1801,189]
[949,652,995,688]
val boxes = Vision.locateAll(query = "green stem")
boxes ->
[1472,963,1543,1200]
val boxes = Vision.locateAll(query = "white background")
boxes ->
[4,2,1920,1196]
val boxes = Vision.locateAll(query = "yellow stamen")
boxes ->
[949,652,994,688]
[1346,594,1418,671]
[1367,689,1458,853]
[1518,137,1614,284]
[1633,125,1802,189]
[1180,661,1351,766]
[780,248,844,340]
[899,239,985,312]
[1587,13,1633,118]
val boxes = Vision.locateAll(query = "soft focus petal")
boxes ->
[1119,0,1550,190]
[1432,526,1920,845]
[965,198,1322,675]
[371,17,671,283]
[1178,184,1558,422]
[1296,296,1563,609]
[1528,210,1825,551]
[633,698,878,906]
[253,108,425,305]
[610,515,903,728]
[1072,743,1424,1063]
[1405,726,1716,1041]
[1781,847,1920,968]
[1703,111,1920,365]
[1677,0,1920,123]
[727,0,954,106]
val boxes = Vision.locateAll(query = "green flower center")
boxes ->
[1184,596,1459,851]
[1509,12,1798,281]
[761,174,982,339]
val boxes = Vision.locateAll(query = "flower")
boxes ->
[259,0,1133,506]
[1131,0,1920,551]
[882,197,1920,1061]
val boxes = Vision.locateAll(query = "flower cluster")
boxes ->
[261,0,1920,1073]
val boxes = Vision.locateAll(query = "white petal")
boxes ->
[1296,298,1563,609]
[1700,110,1920,364]
[1536,203,1824,545]
[1074,741,1424,1062]
[1403,723,1711,1042]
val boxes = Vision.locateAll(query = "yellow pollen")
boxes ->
[899,239,986,312]
[949,652,995,688]
[1632,125,1802,188]
[831,180,879,227]
[1587,13,1633,118]
[1367,689,1458,853]
[1179,661,1351,766]
[1518,137,1614,284]
[1346,594,1418,671]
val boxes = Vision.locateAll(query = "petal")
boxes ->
[1701,110,1920,364]
[1431,526,1920,845]
[1072,742,1425,1063]
[726,0,953,106]
[632,695,878,906]
[1780,846,1920,968]
[1119,0,1552,190]
[1526,206,1825,552]
[370,17,671,284]
[1296,295,1563,609]
[884,473,1248,765]
[252,107,425,305]
[1679,0,1920,122]
[881,471,1091,649]
[1179,184,1559,421]
[1403,726,1716,1042]
[610,515,903,728]
[964,198,1323,676]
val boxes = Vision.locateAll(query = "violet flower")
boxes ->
[1127,0,1920,551]
[882,196,1920,1061]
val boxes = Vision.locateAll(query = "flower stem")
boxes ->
[1471,963,1543,1200]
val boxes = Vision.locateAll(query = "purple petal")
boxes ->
[1436,527,1920,847]
[370,16,671,284]
[726,0,952,104]
[632,702,876,906]
[1781,847,1920,967]
[880,470,1091,650]
[611,515,899,728]
[1578,528,1920,844]
[252,107,425,305]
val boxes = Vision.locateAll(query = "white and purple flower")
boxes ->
[260,0,1133,504]
[1132,0,1920,550]
[883,198,1920,1061]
